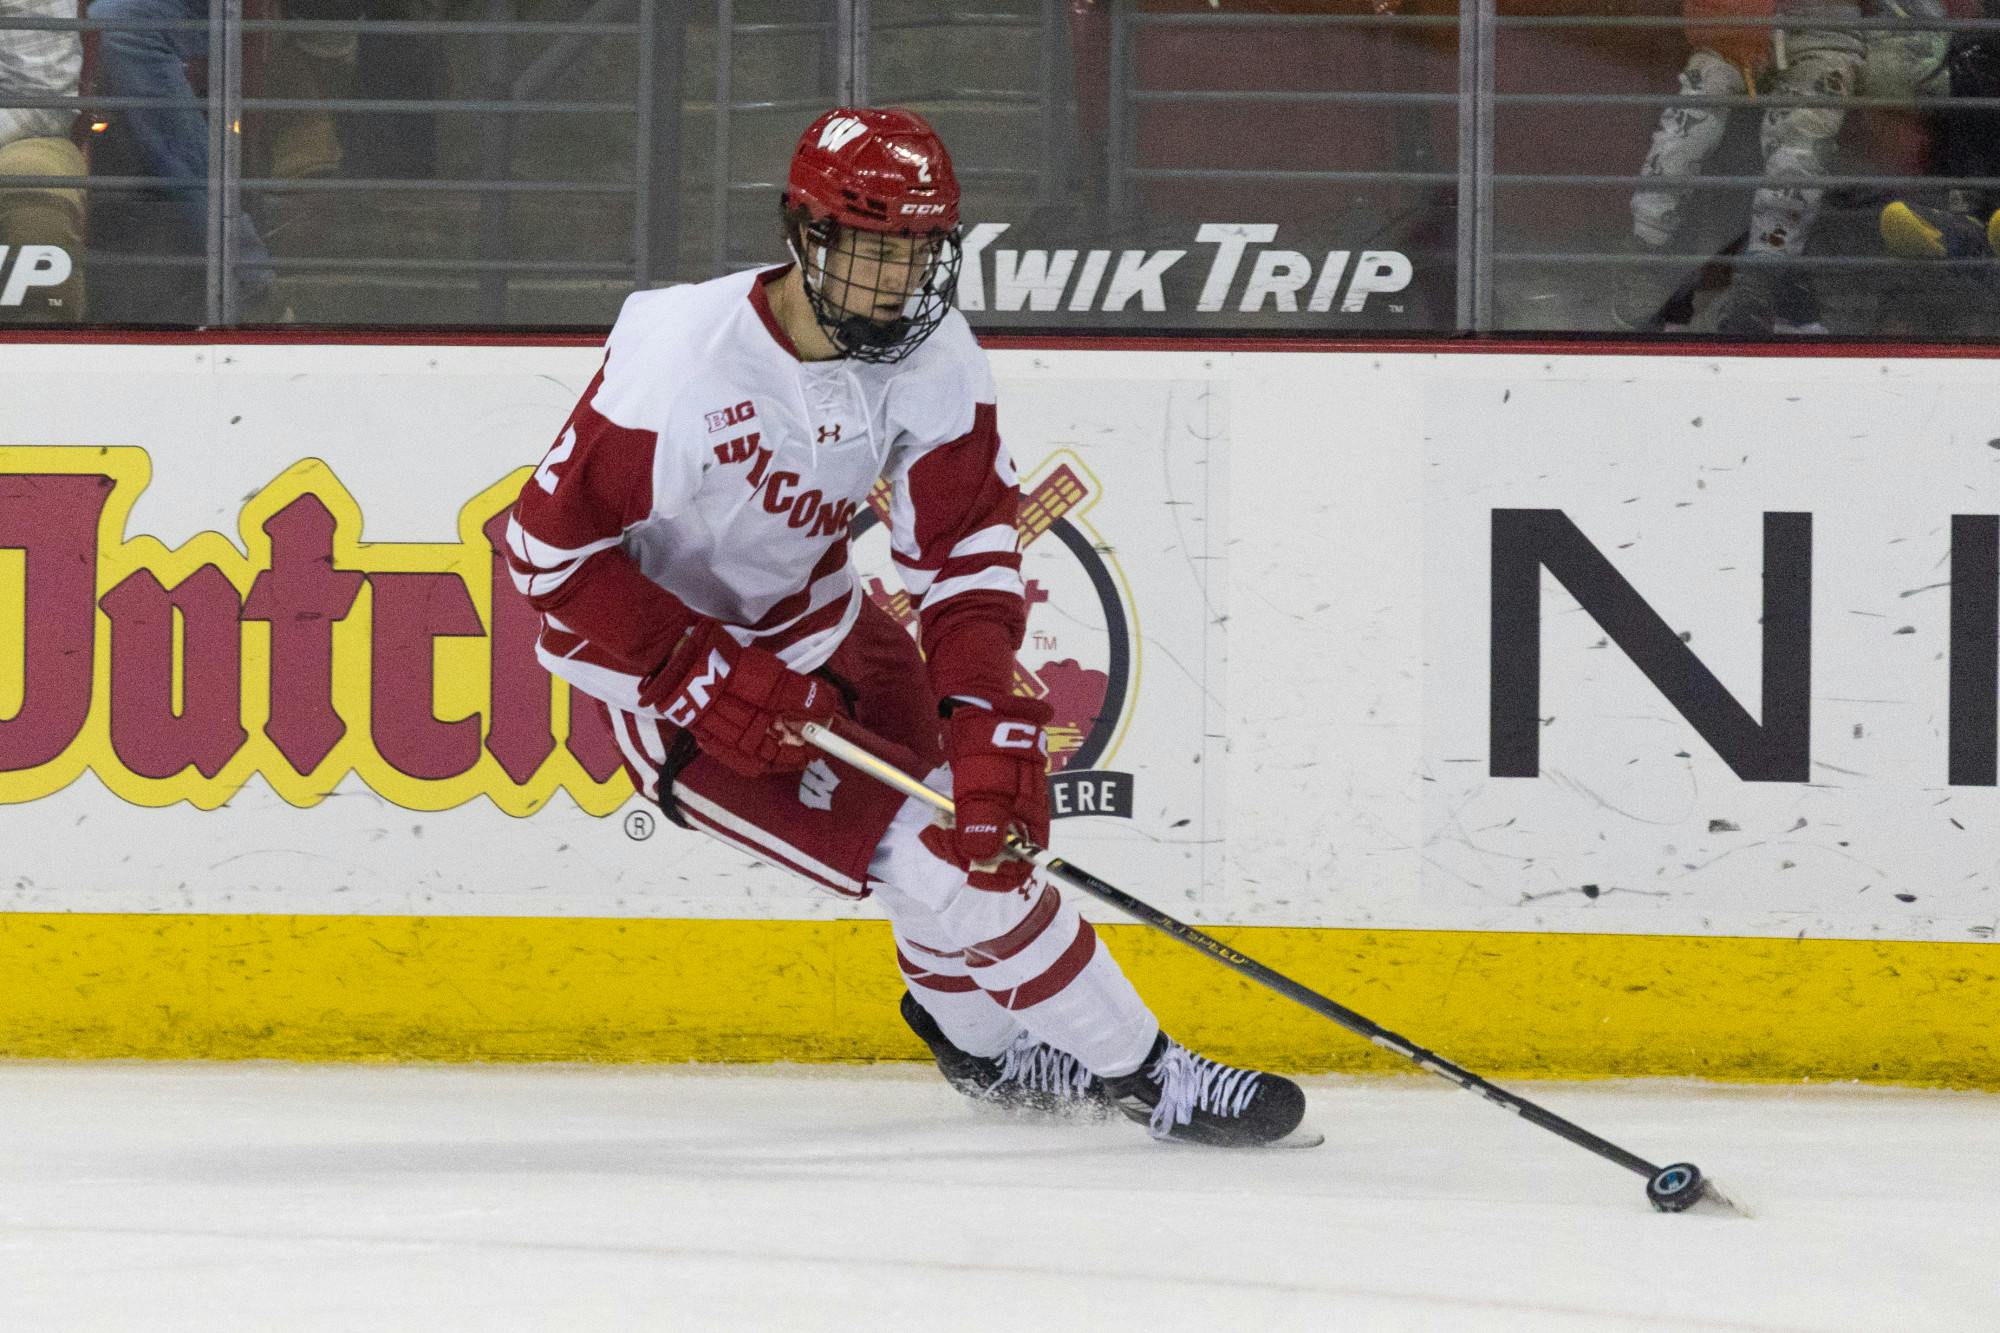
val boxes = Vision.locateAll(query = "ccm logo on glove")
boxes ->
[665,648,734,727]
[922,695,1055,891]
[991,720,1043,751]
[638,622,839,777]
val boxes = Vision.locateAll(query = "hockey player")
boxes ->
[505,106,1305,1147]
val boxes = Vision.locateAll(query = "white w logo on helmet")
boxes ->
[816,115,869,154]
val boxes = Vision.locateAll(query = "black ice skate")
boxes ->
[900,990,1112,1117]
[1105,1031,1308,1147]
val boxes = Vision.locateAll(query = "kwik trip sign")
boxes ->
[956,223,1413,317]
[0,247,72,308]
[0,446,1140,818]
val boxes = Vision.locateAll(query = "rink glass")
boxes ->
[1,1,1990,338]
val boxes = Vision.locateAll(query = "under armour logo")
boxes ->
[799,758,841,811]
[817,424,842,444]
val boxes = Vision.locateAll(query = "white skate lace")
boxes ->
[995,1033,1096,1096]
[1144,1040,1263,1138]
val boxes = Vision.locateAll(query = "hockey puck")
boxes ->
[1646,1161,1706,1213]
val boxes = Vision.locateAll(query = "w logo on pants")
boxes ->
[798,758,841,811]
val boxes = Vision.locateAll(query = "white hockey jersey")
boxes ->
[505,265,1027,716]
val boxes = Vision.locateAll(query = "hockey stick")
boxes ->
[802,720,1746,1216]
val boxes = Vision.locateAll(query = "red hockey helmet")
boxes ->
[784,107,961,235]
[780,107,964,364]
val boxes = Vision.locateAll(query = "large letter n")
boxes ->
[1489,509,1811,783]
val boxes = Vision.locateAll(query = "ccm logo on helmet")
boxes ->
[901,203,948,216]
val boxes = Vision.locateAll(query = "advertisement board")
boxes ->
[2,341,1996,1079]
[0,344,1225,921]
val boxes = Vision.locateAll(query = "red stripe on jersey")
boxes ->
[753,592,855,660]
[513,365,656,547]
[541,615,640,658]
[919,593,1024,706]
[896,401,1027,706]
[743,537,850,632]
[509,362,697,671]
[964,885,1063,968]
[748,266,805,362]
[615,711,660,797]
[540,624,616,664]
[503,547,569,579]
[926,550,1019,583]
[530,549,695,672]
[899,403,1014,576]
[997,919,1099,1011]
[538,623,644,679]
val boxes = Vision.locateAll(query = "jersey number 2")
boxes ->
[534,425,578,495]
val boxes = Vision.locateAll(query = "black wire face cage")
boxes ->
[788,216,964,365]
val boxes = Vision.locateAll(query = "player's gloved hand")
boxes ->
[920,695,1053,891]
[637,621,840,778]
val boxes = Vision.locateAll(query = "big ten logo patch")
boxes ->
[0,449,633,815]
[704,399,755,434]
[848,452,1136,820]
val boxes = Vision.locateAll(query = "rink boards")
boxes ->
[1,339,1996,1083]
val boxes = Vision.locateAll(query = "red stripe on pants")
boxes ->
[964,885,1062,969]
[996,919,1098,1011]
[897,948,979,993]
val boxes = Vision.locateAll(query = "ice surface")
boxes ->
[0,1063,1994,1331]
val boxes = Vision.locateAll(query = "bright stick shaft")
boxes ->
[802,721,1686,1189]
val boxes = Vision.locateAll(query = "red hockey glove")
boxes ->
[637,622,840,778]
[919,695,1053,892]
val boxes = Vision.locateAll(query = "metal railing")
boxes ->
[0,5,671,323]
[1103,2,2000,334]
[706,0,1065,274]
[2,2,1998,333]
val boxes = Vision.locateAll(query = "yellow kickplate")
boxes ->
[0,913,1993,1086]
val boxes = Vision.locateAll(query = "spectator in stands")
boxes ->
[86,0,276,311]
[1878,0,2000,263]
[1612,0,1867,335]
[1861,0,1951,110]
[266,4,354,179]
[254,0,359,250]
[0,0,85,320]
